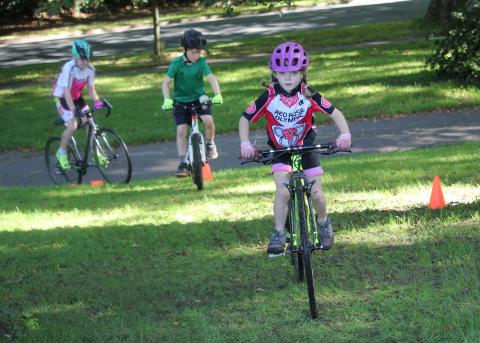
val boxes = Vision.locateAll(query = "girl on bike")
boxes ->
[161,29,223,177]
[52,39,105,170]
[239,41,352,256]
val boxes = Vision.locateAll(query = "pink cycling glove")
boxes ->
[336,133,352,151]
[240,141,257,160]
[94,100,105,110]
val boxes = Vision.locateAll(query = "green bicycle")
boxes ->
[243,143,346,319]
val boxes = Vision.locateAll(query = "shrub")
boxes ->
[427,0,480,84]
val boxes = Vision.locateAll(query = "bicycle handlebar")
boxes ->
[162,96,216,112]
[240,143,351,165]
[84,99,112,117]
[54,99,113,126]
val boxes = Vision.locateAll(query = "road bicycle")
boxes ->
[168,96,213,191]
[242,143,348,319]
[45,100,132,185]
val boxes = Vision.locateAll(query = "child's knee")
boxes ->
[176,125,188,136]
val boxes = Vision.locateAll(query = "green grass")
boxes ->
[1,142,479,341]
[0,19,433,86]
[2,39,480,152]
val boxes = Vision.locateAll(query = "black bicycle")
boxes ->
[242,143,347,319]
[45,100,132,185]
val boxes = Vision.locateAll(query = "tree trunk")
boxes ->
[73,0,81,17]
[153,0,162,56]
[425,0,467,20]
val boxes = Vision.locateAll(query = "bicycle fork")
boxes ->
[285,176,320,252]
[187,116,206,165]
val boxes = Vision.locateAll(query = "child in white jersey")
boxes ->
[52,39,105,170]
[239,41,352,256]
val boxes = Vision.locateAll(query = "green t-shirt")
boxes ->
[166,55,212,103]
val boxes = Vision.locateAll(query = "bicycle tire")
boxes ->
[286,210,304,282]
[45,137,81,185]
[295,182,318,319]
[191,133,204,191]
[94,128,132,184]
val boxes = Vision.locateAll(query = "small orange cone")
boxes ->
[202,161,214,181]
[90,180,104,186]
[429,176,446,209]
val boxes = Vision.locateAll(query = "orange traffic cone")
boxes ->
[202,161,214,181]
[90,179,104,186]
[429,176,446,209]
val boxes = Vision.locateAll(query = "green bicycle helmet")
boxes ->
[72,39,93,61]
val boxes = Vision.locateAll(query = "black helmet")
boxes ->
[180,29,207,50]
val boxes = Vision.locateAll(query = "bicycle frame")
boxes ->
[286,154,320,253]
[68,111,107,178]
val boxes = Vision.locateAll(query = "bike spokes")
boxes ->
[94,128,132,184]
[45,137,81,185]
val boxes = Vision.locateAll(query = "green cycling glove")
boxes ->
[162,98,174,110]
[212,93,223,105]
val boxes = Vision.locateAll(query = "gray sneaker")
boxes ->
[206,141,218,160]
[267,230,286,257]
[316,215,334,250]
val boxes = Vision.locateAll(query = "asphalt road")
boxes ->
[1,108,479,187]
[0,0,430,67]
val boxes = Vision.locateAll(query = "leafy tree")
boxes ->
[427,0,480,83]
[426,0,467,20]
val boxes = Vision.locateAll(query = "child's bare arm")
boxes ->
[207,74,220,95]
[63,87,77,113]
[330,108,352,150]
[330,108,350,134]
[239,116,251,142]
[162,76,172,99]
[88,85,99,102]
[239,116,257,159]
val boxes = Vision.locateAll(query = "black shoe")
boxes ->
[206,141,218,160]
[316,215,334,250]
[267,230,286,257]
[175,162,188,178]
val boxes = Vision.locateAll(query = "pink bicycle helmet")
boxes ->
[270,41,309,72]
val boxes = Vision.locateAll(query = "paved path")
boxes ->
[0,0,430,67]
[1,108,479,187]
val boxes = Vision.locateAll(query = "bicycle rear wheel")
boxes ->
[94,128,132,184]
[45,137,81,185]
[191,133,204,191]
[296,184,318,319]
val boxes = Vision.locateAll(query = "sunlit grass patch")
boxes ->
[1,142,479,341]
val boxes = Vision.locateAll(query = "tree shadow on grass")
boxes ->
[0,202,479,341]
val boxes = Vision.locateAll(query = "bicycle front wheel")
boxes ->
[191,133,204,191]
[286,210,304,282]
[94,128,132,184]
[296,184,318,319]
[45,137,81,185]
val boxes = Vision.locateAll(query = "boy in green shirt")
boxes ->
[161,29,223,177]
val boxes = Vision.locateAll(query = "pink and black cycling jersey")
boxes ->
[52,59,95,100]
[242,82,335,149]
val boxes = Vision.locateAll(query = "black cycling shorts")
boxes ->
[173,99,211,126]
[269,129,321,171]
